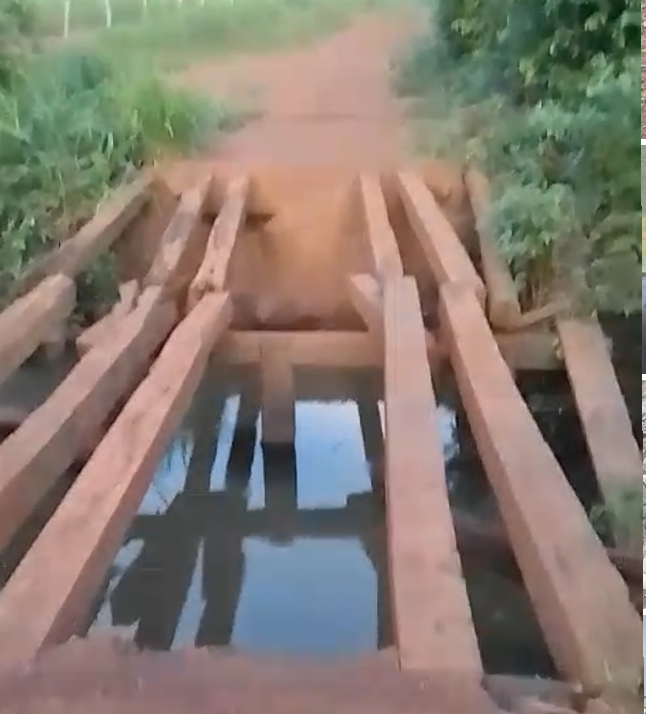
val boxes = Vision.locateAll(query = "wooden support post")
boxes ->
[0,275,75,390]
[0,287,177,555]
[396,171,485,305]
[260,345,295,446]
[438,283,642,696]
[0,293,231,669]
[383,277,484,683]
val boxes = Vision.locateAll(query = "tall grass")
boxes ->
[0,1,237,317]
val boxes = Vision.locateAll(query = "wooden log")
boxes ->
[0,287,177,555]
[438,283,642,695]
[396,172,485,304]
[383,277,483,678]
[187,175,249,310]
[556,318,641,551]
[9,174,154,299]
[0,275,75,391]
[260,343,295,445]
[0,293,232,669]
[358,174,404,278]
[464,169,521,327]
[143,176,212,300]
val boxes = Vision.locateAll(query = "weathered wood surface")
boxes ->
[556,318,641,548]
[10,175,154,299]
[0,275,75,391]
[218,328,558,370]
[187,176,249,310]
[383,277,483,679]
[348,273,439,359]
[0,287,177,555]
[464,170,520,327]
[143,177,212,299]
[0,293,231,669]
[439,283,641,694]
[396,172,485,304]
[75,280,139,355]
[359,174,404,278]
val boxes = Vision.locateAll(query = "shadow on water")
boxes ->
[84,363,566,677]
[86,366,393,656]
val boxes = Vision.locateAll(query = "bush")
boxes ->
[397,0,641,314]
[0,4,236,318]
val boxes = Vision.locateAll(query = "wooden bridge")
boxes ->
[0,163,640,714]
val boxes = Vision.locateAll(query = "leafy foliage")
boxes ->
[0,0,234,318]
[397,0,641,314]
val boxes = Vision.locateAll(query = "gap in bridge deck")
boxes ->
[84,365,394,655]
[421,375,559,680]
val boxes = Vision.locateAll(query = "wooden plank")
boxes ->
[359,174,404,278]
[438,283,641,694]
[10,174,154,299]
[383,277,482,676]
[0,287,177,555]
[143,176,212,298]
[556,318,641,550]
[396,172,485,304]
[0,293,231,668]
[187,175,249,310]
[464,170,521,327]
[0,275,75,391]
[219,330,381,367]
[260,343,295,445]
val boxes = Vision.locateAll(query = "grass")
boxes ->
[33,0,392,70]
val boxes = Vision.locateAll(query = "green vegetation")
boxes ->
[396,0,640,315]
[0,0,236,320]
[33,0,389,70]
[590,484,643,551]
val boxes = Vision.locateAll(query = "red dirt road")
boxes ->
[178,12,417,166]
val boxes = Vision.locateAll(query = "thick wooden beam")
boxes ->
[464,170,521,327]
[359,174,404,278]
[0,275,75,390]
[439,283,641,695]
[0,293,231,669]
[396,172,485,304]
[143,176,212,299]
[187,175,249,310]
[383,277,483,679]
[217,328,559,371]
[556,318,641,551]
[10,174,154,299]
[0,287,177,555]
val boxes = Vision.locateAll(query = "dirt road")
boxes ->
[178,12,418,166]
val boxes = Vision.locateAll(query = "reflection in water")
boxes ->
[86,370,565,674]
[89,372,394,655]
